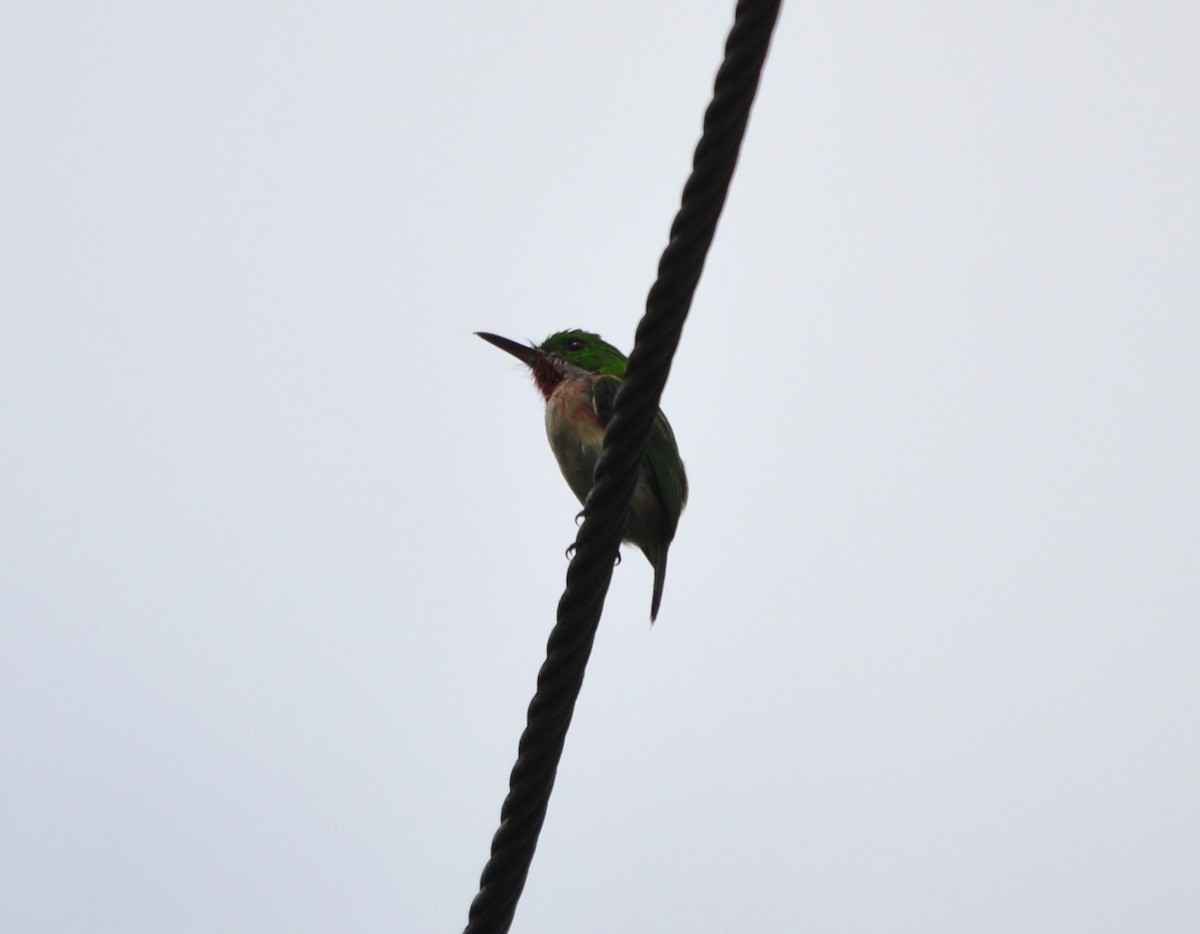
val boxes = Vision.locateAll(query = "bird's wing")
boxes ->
[646,411,688,540]
[592,375,688,541]
[591,374,620,427]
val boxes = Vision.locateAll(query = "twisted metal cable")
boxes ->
[465,2,782,931]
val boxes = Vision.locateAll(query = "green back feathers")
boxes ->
[647,412,688,537]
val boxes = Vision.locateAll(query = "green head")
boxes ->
[538,330,628,378]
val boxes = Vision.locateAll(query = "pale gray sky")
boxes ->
[3,2,1198,931]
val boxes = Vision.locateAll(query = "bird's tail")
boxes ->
[649,545,669,623]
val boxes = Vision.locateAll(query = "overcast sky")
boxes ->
[3,2,1198,931]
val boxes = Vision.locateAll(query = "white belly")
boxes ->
[544,379,604,504]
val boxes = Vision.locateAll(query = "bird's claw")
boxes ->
[564,544,620,566]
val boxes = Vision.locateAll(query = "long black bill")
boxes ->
[475,331,541,368]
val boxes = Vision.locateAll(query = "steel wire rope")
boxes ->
[464,2,782,930]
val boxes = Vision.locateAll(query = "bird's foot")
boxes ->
[564,543,621,566]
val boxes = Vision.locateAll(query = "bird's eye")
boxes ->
[565,339,586,353]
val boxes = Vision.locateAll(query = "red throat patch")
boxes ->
[531,355,564,399]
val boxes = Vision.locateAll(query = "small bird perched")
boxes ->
[477,329,688,621]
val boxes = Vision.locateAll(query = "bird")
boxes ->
[476,329,688,621]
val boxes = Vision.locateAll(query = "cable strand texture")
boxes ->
[464,2,781,931]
